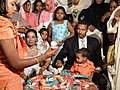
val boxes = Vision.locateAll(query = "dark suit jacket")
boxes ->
[53,36,103,69]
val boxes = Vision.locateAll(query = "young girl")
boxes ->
[38,0,57,29]
[37,28,52,75]
[47,6,74,63]
[37,28,50,54]
[33,0,43,25]
[19,0,38,28]
[70,48,95,80]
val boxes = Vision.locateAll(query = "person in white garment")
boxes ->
[107,6,120,90]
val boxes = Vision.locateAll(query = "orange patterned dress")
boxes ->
[70,60,95,77]
[0,16,27,90]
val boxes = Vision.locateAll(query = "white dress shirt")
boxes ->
[78,36,87,49]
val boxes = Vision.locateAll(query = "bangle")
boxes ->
[35,57,39,64]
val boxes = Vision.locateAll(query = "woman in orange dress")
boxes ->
[0,0,57,90]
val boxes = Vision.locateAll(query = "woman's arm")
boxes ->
[0,38,57,70]
[47,23,52,43]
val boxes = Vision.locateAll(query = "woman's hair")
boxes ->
[25,29,38,38]
[76,48,90,59]
[23,0,31,6]
[16,4,20,12]
[33,0,43,12]
[38,28,49,38]
[0,0,7,17]
[53,6,67,20]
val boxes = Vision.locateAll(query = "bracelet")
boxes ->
[35,57,39,64]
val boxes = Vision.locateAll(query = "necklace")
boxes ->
[28,46,38,57]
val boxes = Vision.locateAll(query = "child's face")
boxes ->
[36,1,43,12]
[56,9,65,21]
[109,1,118,13]
[24,1,31,12]
[55,60,63,68]
[45,2,52,11]
[40,31,48,41]
[76,53,87,63]
[26,32,37,47]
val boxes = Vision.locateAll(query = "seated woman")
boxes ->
[19,0,38,28]
[22,29,51,81]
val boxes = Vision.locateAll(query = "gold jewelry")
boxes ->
[35,57,39,64]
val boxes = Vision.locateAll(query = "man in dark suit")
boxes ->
[53,21,108,90]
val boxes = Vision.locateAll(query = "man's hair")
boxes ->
[77,20,90,28]
[76,48,90,59]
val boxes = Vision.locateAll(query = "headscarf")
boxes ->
[107,6,120,33]
[19,0,28,19]
[45,0,56,13]
[19,0,32,20]
[39,0,56,23]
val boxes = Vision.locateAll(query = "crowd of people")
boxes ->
[0,0,120,90]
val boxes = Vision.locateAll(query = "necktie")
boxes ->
[81,39,85,48]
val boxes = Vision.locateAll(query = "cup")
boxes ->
[51,41,58,50]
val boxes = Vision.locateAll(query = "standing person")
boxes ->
[47,6,74,63]
[107,6,120,90]
[19,0,38,28]
[88,0,109,31]
[53,21,107,90]
[0,0,57,89]
[38,0,57,29]
[101,0,118,57]
[33,0,43,25]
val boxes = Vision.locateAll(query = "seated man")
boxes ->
[53,21,108,90]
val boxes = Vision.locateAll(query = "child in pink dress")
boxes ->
[38,0,57,29]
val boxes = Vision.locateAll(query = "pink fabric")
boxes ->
[39,0,56,23]
[25,12,38,27]
[39,10,51,23]
[45,0,56,13]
